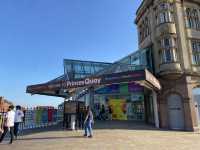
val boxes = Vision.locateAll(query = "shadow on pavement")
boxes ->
[18,136,85,141]
[93,120,157,131]
[19,123,64,136]
[19,120,166,137]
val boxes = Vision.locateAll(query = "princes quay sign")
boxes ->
[27,69,161,94]
[27,77,102,93]
[62,78,101,88]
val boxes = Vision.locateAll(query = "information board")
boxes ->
[64,102,77,114]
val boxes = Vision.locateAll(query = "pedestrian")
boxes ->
[14,105,24,139]
[108,105,113,120]
[0,105,15,144]
[83,106,94,138]
[100,104,106,120]
[94,103,100,120]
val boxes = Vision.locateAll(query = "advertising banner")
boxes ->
[108,99,127,120]
[48,109,53,122]
[128,82,144,92]
[42,109,48,123]
[36,109,42,124]
[95,84,119,94]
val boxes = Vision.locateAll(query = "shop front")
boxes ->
[93,83,145,121]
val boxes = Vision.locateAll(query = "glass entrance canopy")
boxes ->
[63,47,154,80]
[26,47,156,97]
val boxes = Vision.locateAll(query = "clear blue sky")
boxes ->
[0,0,142,107]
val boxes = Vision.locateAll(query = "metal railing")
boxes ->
[0,107,63,133]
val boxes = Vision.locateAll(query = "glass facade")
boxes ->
[63,59,111,80]
[61,48,153,81]
[96,48,154,76]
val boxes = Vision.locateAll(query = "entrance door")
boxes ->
[167,94,184,130]
[192,89,200,125]
[194,99,200,125]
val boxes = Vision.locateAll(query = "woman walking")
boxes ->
[84,106,94,138]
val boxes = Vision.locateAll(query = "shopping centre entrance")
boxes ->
[26,48,161,129]
[27,68,161,128]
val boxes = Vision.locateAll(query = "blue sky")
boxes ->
[0,0,142,107]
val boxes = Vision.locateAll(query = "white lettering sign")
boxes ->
[62,78,101,88]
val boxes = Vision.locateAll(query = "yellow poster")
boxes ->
[109,99,127,120]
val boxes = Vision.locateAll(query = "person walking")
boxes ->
[100,104,106,120]
[14,105,24,139]
[83,106,94,138]
[108,105,113,121]
[0,105,15,144]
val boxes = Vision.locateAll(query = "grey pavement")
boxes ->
[1,121,200,150]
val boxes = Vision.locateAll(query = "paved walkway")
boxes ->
[1,121,200,150]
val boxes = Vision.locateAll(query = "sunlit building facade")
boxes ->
[136,0,200,131]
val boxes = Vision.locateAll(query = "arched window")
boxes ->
[185,8,200,30]
[156,2,174,25]
[186,8,191,16]
[159,37,177,64]
[191,40,200,65]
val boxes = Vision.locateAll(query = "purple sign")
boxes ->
[128,82,144,92]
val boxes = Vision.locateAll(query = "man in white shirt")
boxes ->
[14,105,24,139]
[0,105,15,144]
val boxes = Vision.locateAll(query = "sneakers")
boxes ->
[83,134,93,138]
[9,142,13,144]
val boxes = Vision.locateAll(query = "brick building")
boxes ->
[0,97,13,112]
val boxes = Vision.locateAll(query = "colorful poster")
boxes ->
[108,99,127,120]
[42,109,48,123]
[36,109,42,124]
[120,83,129,94]
[48,109,53,122]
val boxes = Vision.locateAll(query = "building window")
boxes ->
[165,49,173,62]
[185,8,200,30]
[159,3,171,10]
[156,2,174,25]
[159,37,177,64]
[138,17,150,43]
[191,40,200,65]
[159,11,173,24]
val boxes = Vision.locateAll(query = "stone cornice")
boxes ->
[184,0,200,5]
[135,0,153,24]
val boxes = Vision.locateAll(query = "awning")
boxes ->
[26,69,161,98]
